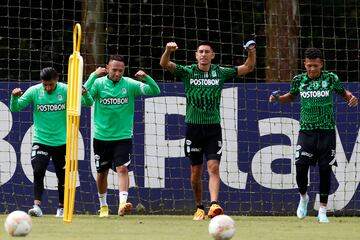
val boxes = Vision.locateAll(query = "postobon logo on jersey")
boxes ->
[189,78,220,86]
[36,103,66,112]
[300,90,330,98]
[99,97,129,105]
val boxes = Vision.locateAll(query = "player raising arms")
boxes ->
[10,67,93,218]
[84,55,160,218]
[160,41,256,220]
[269,48,358,223]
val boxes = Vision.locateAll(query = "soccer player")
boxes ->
[269,48,358,223]
[160,41,256,220]
[10,67,93,217]
[84,55,160,218]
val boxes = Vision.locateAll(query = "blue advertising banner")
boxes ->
[0,82,359,215]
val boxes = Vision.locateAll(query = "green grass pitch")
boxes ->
[1,215,359,240]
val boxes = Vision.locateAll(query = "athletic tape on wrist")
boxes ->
[243,40,256,49]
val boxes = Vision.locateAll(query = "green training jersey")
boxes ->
[290,70,345,130]
[84,72,160,141]
[174,64,237,124]
[10,82,93,146]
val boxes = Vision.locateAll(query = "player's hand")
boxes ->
[243,40,256,51]
[348,95,358,107]
[12,88,23,97]
[269,90,281,104]
[134,70,147,80]
[81,86,88,95]
[94,67,107,77]
[166,42,178,52]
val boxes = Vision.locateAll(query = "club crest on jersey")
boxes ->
[58,94,63,101]
[212,71,217,77]
[322,81,327,88]
[122,88,127,94]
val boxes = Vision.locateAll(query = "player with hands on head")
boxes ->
[160,40,256,220]
[269,48,358,223]
[84,55,160,218]
[10,67,93,218]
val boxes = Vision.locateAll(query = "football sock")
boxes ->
[319,206,327,215]
[98,192,107,207]
[196,204,205,210]
[119,191,128,203]
[300,193,309,202]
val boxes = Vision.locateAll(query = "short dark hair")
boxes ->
[40,67,59,81]
[108,55,125,64]
[304,48,323,60]
[197,41,214,51]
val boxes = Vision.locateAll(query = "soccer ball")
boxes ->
[4,210,32,237]
[208,214,236,240]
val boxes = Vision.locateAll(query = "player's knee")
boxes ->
[319,164,332,173]
[207,165,219,176]
[207,160,220,175]
[33,172,45,180]
[296,164,309,193]
[296,164,309,177]
[32,165,46,179]
[319,165,332,193]
[116,165,128,174]
[97,171,108,180]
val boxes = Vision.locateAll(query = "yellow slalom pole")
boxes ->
[63,23,83,223]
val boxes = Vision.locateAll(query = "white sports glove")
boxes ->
[243,40,256,49]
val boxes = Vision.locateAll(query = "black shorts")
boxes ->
[31,143,66,173]
[295,130,337,167]
[93,138,132,172]
[184,123,222,165]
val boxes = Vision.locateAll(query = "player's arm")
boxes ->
[83,67,107,94]
[160,42,178,73]
[10,87,33,112]
[236,40,256,77]
[134,70,161,96]
[331,73,358,107]
[340,90,358,107]
[269,74,300,104]
[269,91,297,104]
